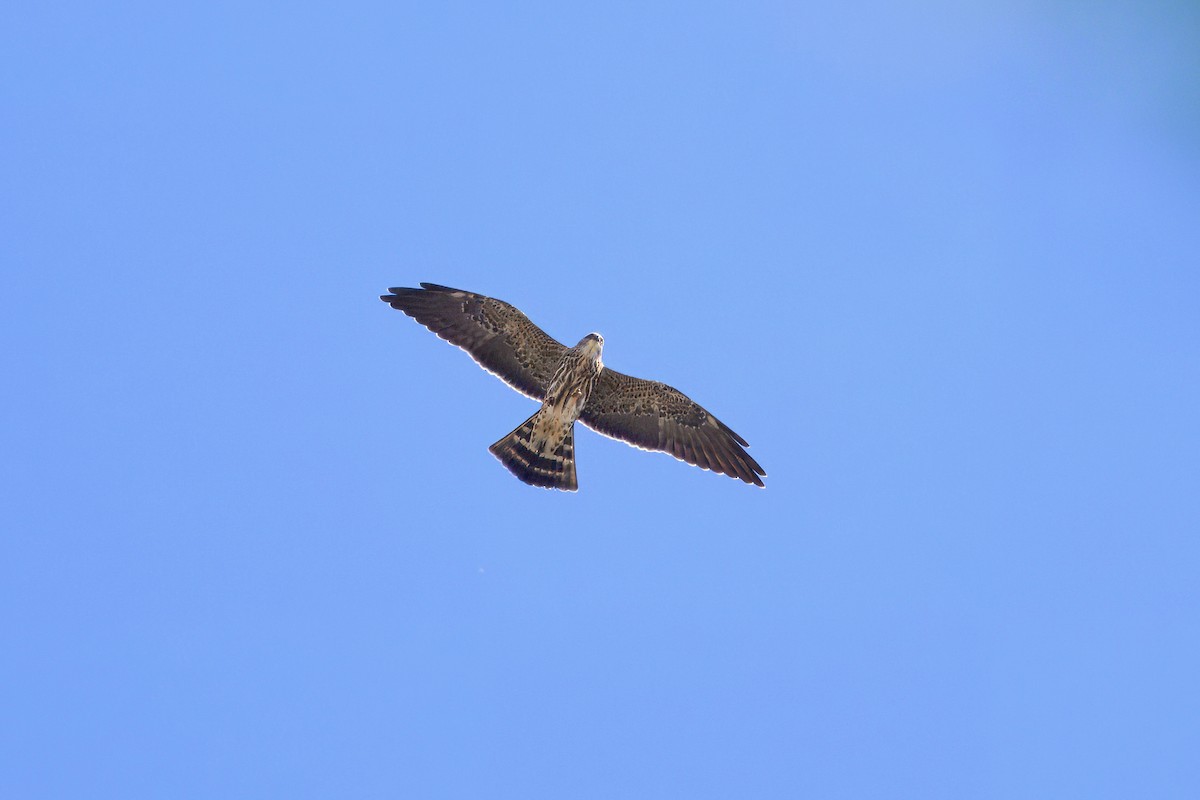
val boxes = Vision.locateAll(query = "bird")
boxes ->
[380,283,766,491]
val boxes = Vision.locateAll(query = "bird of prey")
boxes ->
[380,283,766,491]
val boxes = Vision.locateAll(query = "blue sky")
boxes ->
[3,1,1199,797]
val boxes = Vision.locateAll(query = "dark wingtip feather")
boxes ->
[714,416,750,447]
[381,286,419,303]
[700,415,765,486]
[714,436,765,487]
[742,455,767,487]
[381,284,456,303]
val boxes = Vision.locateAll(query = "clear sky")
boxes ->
[3,1,1199,797]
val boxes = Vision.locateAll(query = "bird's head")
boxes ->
[577,332,604,359]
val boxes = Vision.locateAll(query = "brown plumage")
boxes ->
[381,283,765,490]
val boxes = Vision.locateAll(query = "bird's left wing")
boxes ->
[381,283,568,400]
[580,368,766,486]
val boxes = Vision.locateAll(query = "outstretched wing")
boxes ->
[580,369,766,487]
[381,283,567,400]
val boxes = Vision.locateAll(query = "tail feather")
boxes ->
[488,414,578,491]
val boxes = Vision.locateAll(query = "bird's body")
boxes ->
[380,283,765,491]
[488,334,604,490]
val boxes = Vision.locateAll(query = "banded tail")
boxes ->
[488,413,578,491]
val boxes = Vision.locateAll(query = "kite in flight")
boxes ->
[380,283,766,491]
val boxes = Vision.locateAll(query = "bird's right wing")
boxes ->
[580,368,766,486]
[381,283,568,400]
